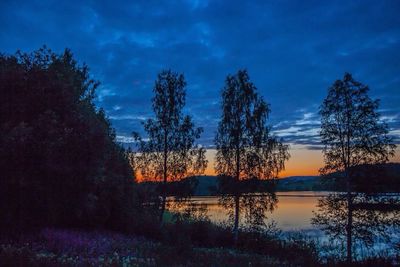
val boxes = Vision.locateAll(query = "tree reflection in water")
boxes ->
[312,192,400,260]
[219,193,278,231]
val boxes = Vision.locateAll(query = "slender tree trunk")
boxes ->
[159,131,168,224]
[233,145,240,245]
[342,99,353,263]
[345,170,353,263]
[345,114,353,263]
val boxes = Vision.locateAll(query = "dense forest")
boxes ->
[0,48,138,232]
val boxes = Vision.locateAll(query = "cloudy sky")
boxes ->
[1,0,399,176]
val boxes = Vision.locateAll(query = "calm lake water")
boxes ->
[168,191,400,259]
[168,191,400,258]
[168,191,330,231]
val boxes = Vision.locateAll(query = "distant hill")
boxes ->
[191,163,400,195]
[323,162,400,192]
[191,175,321,196]
[191,175,219,196]
[275,176,321,191]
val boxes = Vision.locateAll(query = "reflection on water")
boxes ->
[269,191,329,230]
[168,191,400,260]
[168,191,330,230]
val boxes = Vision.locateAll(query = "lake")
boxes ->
[168,191,330,231]
[168,191,400,259]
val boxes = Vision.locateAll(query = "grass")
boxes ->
[0,228,301,267]
[1,219,398,266]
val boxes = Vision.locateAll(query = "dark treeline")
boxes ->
[0,48,399,266]
[0,47,136,233]
[320,163,400,193]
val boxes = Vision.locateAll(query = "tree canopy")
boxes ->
[0,47,135,232]
[215,70,289,182]
[214,69,290,242]
[320,73,396,177]
[133,70,207,222]
[316,72,397,262]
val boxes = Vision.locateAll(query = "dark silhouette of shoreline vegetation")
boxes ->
[0,48,399,266]
[0,47,136,233]
[160,164,400,196]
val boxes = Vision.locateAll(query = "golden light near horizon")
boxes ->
[278,144,323,177]
[135,141,400,181]
[201,144,400,178]
[201,144,323,178]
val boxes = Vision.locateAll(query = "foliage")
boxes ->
[214,69,290,241]
[133,70,207,222]
[215,70,289,181]
[0,47,135,233]
[133,70,207,182]
[319,72,396,177]
[317,72,397,262]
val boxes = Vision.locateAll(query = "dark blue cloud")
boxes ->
[1,0,399,147]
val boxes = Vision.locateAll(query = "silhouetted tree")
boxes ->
[133,70,207,223]
[214,69,289,244]
[0,47,136,233]
[317,73,396,262]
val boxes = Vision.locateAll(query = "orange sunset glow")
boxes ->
[201,145,328,178]
[135,145,323,182]
[203,146,400,178]
[137,146,400,181]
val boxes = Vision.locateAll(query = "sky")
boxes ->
[1,0,399,177]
